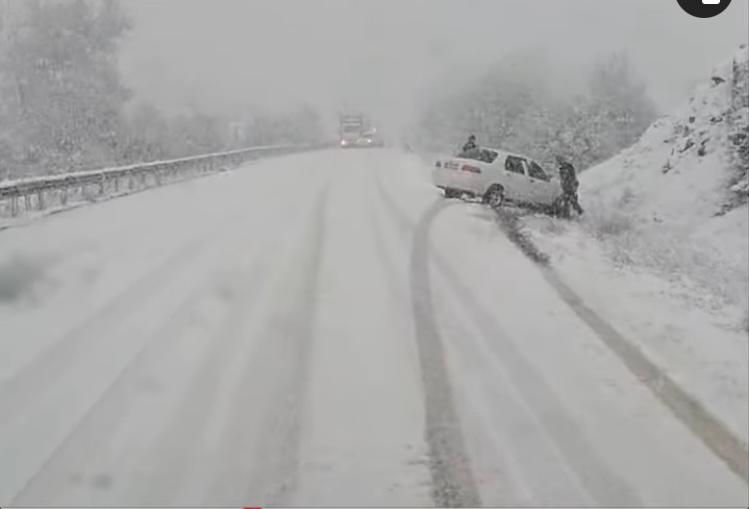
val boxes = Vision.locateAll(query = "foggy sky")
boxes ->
[119,0,749,131]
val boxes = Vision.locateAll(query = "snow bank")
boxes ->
[520,46,749,444]
[581,45,749,322]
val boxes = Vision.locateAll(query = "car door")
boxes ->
[526,160,556,205]
[474,149,499,195]
[503,155,532,202]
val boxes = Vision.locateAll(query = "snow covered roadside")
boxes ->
[512,47,749,448]
[517,211,748,448]
[403,151,747,446]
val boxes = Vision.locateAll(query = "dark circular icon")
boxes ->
[677,0,732,18]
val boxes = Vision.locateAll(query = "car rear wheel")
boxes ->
[484,185,505,209]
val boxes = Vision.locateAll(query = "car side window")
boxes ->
[505,156,527,175]
[480,149,498,163]
[528,161,550,182]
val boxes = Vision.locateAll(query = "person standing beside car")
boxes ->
[556,156,584,217]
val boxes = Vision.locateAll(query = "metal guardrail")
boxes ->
[0,143,323,219]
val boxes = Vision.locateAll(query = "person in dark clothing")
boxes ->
[461,134,477,154]
[556,156,584,217]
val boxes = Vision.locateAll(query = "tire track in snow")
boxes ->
[371,198,544,504]
[493,209,749,484]
[374,177,641,506]
[130,253,276,505]
[0,230,213,431]
[6,182,329,506]
[424,237,641,506]
[542,267,749,483]
[201,185,330,506]
[1,202,291,504]
[368,197,534,506]
[372,177,481,507]
[8,238,260,505]
[0,197,257,426]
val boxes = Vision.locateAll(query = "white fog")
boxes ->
[120,0,748,128]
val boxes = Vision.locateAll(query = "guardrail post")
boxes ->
[99,175,106,195]
[61,188,68,205]
[10,197,18,217]
[37,190,45,210]
[24,194,31,211]
[114,176,119,193]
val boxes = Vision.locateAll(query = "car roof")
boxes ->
[480,147,540,162]
[454,147,541,164]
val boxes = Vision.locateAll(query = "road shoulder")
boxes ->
[512,210,748,480]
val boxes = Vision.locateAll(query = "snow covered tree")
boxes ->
[242,104,324,146]
[286,103,324,144]
[416,49,657,171]
[583,52,657,163]
[120,102,172,163]
[0,0,132,178]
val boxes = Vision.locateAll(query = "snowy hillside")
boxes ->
[584,46,748,212]
[520,46,749,444]
[581,44,749,318]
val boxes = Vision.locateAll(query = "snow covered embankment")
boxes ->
[521,46,749,446]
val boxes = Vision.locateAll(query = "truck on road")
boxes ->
[338,113,384,148]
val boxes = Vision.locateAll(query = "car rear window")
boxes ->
[505,155,527,175]
[458,148,498,163]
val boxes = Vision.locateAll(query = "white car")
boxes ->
[432,147,562,209]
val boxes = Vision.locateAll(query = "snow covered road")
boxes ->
[0,149,746,506]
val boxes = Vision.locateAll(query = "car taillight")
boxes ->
[462,165,481,174]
